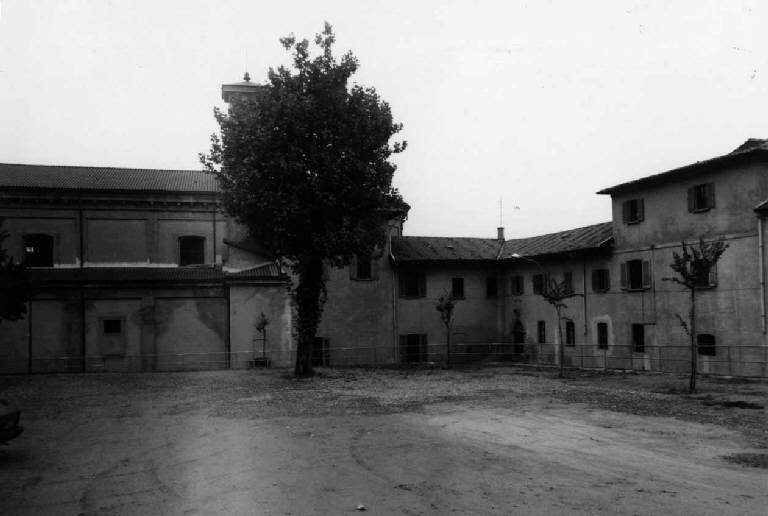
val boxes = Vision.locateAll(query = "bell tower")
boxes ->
[221,71,265,103]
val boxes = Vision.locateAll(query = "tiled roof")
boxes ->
[392,222,613,263]
[391,236,502,262]
[598,138,768,195]
[0,163,219,193]
[501,222,613,259]
[27,264,284,285]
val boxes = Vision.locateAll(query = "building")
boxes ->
[0,164,294,373]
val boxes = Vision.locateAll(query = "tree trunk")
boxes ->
[293,258,325,378]
[445,325,451,367]
[689,288,697,393]
[556,306,565,378]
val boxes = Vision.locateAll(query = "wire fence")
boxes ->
[3,343,767,378]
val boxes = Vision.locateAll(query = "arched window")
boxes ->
[178,236,205,266]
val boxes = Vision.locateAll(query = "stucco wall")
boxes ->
[229,285,293,368]
[84,298,144,372]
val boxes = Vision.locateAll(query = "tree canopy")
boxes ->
[201,23,408,376]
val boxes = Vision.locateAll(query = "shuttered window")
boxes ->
[565,321,576,346]
[622,198,645,224]
[537,321,546,343]
[597,322,609,349]
[688,183,715,212]
[399,271,426,298]
[592,269,610,292]
[620,259,651,291]
[511,275,524,295]
[179,236,205,266]
[632,324,645,353]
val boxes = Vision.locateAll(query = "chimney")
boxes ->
[497,227,505,242]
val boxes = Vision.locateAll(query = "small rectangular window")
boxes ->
[451,277,465,299]
[597,322,608,349]
[179,236,205,266]
[511,275,524,295]
[592,269,610,292]
[621,259,650,291]
[694,263,718,289]
[23,234,54,267]
[532,274,547,295]
[622,198,645,224]
[399,270,426,298]
[352,254,373,280]
[399,333,428,363]
[632,324,645,353]
[485,277,497,298]
[102,319,122,335]
[697,334,716,356]
[537,321,546,343]
[688,183,715,212]
[565,321,575,346]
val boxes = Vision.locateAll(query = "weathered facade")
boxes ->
[0,165,293,373]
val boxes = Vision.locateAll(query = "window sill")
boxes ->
[351,277,377,282]
[399,295,425,300]
[624,219,643,225]
[690,207,713,214]
[592,289,610,293]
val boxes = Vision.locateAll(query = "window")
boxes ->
[693,262,718,289]
[592,269,610,292]
[537,321,546,343]
[23,234,54,267]
[565,321,575,346]
[485,277,498,298]
[312,337,330,366]
[621,259,650,291]
[511,275,524,295]
[399,270,426,298]
[597,322,608,349]
[100,318,125,356]
[563,271,573,293]
[451,277,465,298]
[399,334,427,363]
[632,324,645,353]
[351,254,374,280]
[697,334,716,356]
[179,236,205,266]
[532,273,548,295]
[688,183,715,213]
[622,198,645,224]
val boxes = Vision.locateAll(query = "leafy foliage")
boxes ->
[539,276,578,378]
[435,291,457,329]
[201,23,407,376]
[0,219,28,323]
[663,237,729,393]
[665,238,728,289]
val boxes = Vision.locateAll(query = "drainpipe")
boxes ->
[759,217,766,333]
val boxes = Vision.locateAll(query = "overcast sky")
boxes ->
[0,1,766,238]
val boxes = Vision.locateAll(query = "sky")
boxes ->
[0,1,766,238]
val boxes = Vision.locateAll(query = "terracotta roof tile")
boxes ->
[392,222,613,263]
[0,163,219,193]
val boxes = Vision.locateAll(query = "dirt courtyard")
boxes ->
[0,367,765,516]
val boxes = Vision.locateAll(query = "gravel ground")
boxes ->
[0,367,765,515]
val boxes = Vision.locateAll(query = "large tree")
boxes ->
[202,23,407,377]
[0,219,27,324]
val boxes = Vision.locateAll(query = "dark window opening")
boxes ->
[179,236,205,266]
[102,319,122,335]
[486,277,498,298]
[622,259,650,291]
[688,183,715,212]
[597,322,608,349]
[697,334,716,356]
[23,234,54,267]
[511,275,524,295]
[399,334,427,363]
[592,269,610,292]
[694,263,718,289]
[565,321,575,346]
[399,270,426,298]
[353,255,373,280]
[632,324,645,353]
[533,274,548,295]
[537,321,546,343]
[451,277,465,299]
[312,337,330,366]
[622,198,645,224]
